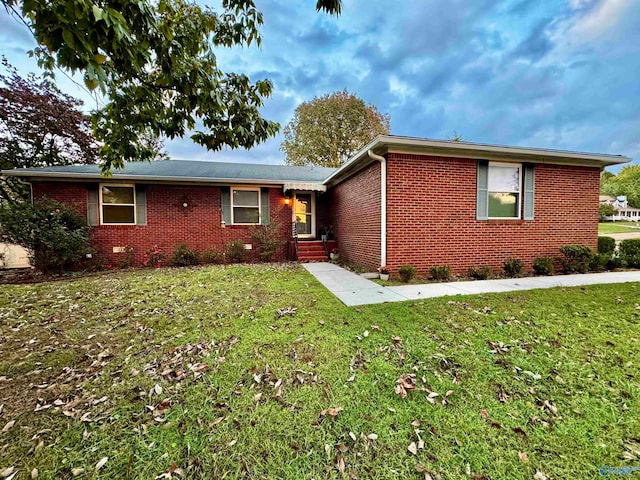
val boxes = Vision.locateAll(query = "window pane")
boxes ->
[103,205,135,223]
[233,207,260,224]
[488,192,519,218]
[488,166,520,192]
[102,186,134,204]
[233,190,259,207]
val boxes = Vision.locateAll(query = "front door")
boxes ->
[293,192,315,238]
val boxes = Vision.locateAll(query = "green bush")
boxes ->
[559,245,594,273]
[398,265,416,283]
[171,243,200,266]
[532,257,554,276]
[619,239,640,268]
[429,265,450,281]
[225,240,247,263]
[589,253,611,272]
[0,198,89,272]
[607,255,624,270]
[598,236,616,254]
[468,265,492,280]
[503,258,524,277]
[201,250,224,264]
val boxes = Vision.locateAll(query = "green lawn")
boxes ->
[599,222,640,234]
[1,264,639,479]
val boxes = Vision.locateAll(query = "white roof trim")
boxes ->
[282,182,327,192]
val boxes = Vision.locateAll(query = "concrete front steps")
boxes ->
[296,240,337,262]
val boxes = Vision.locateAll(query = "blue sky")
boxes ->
[1,0,639,170]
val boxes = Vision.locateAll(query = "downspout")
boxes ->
[367,150,386,267]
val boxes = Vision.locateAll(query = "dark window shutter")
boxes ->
[221,187,231,224]
[135,185,147,225]
[87,184,99,226]
[523,164,535,220]
[476,160,489,220]
[260,187,270,226]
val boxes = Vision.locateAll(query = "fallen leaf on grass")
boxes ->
[416,464,435,479]
[367,433,378,440]
[394,374,416,398]
[1,421,15,433]
[95,457,108,470]
[31,468,38,479]
[320,407,343,417]
[533,470,548,480]
[0,467,15,478]
[518,451,529,463]
[407,442,418,455]
[71,468,84,476]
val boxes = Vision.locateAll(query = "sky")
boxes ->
[1,0,639,170]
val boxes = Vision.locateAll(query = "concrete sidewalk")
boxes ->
[303,262,640,306]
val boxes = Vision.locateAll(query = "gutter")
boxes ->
[367,149,387,267]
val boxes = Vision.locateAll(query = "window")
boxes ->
[100,185,136,224]
[487,163,521,219]
[231,188,260,224]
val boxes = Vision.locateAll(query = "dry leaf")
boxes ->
[31,468,39,479]
[479,408,489,420]
[71,468,84,476]
[367,433,378,440]
[407,442,418,455]
[518,451,529,463]
[533,471,548,480]
[95,457,108,470]
[411,420,421,427]
[320,407,343,417]
[0,467,15,478]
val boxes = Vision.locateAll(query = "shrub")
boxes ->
[503,258,524,277]
[0,198,89,272]
[429,265,450,281]
[201,250,224,264]
[532,257,554,276]
[171,243,200,267]
[468,265,492,280]
[607,255,624,270]
[250,219,285,262]
[619,239,640,268]
[398,265,416,283]
[143,245,166,268]
[589,253,610,272]
[117,246,134,269]
[559,245,594,273]
[225,240,247,263]
[598,236,616,254]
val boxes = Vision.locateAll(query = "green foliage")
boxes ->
[429,265,450,281]
[559,245,594,273]
[170,243,200,267]
[200,250,224,265]
[142,245,166,268]
[468,265,492,280]
[281,89,390,167]
[532,257,555,276]
[598,203,616,221]
[503,258,524,277]
[398,265,416,283]
[0,58,97,202]
[619,239,640,268]
[3,1,342,172]
[598,236,616,254]
[250,218,285,262]
[601,165,640,207]
[0,198,89,272]
[225,240,247,263]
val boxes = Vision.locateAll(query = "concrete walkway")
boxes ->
[303,262,640,306]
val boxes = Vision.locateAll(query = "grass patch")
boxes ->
[598,222,640,234]
[0,264,639,479]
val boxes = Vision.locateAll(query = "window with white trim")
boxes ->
[100,185,136,224]
[231,188,260,224]
[488,163,521,219]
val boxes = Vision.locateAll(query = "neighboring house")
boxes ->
[599,195,640,221]
[0,242,30,269]
[2,135,630,275]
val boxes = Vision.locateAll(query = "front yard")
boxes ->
[0,264,639,479]
[599,221,640,234]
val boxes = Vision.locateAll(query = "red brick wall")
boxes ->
[31,181,292,266]
[329,162,381,271]
[385,153,600,275]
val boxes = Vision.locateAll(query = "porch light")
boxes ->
[284,197,290,205]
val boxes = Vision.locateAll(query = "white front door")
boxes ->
[293,192,315,238]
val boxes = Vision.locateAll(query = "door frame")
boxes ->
[292,191,316,239]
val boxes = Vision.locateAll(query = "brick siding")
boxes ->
[385,153,600,275]
[328,162,381,271]
[31,182,292,266]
